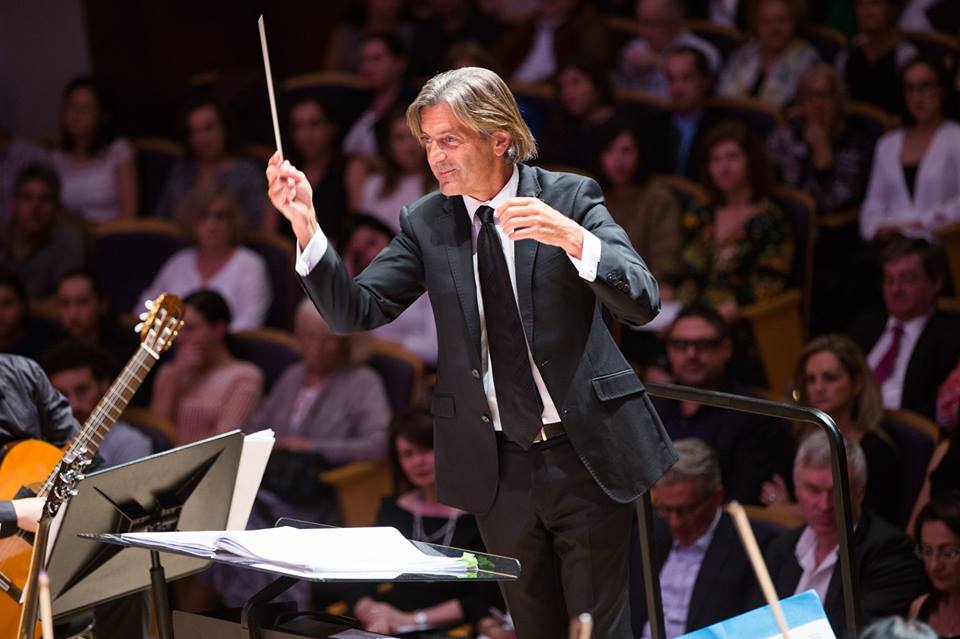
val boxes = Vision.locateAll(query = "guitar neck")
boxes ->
[38,344,158,499]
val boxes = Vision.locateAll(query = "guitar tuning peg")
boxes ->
[135,322,144,333]
[139,312,149,321]
[145,299,155,310]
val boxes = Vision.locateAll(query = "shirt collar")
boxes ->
[462,165,520,224]
[673,508,723,551]
[885,310,933,337]
[795,525,839,571]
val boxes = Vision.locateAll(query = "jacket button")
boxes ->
[471,369,481,379]
[481,414,491,423]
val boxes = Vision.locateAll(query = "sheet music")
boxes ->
[226,429,275,530]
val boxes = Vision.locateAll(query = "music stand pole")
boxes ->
[149,550,175,639]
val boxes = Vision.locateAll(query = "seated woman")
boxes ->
[280,96,348,241]
[149,290,263,445]
[764,334,902,525]
[594,124,679,280]
[838,0,918,116]
[717,0,819,108]
[351,108,434,233]
[860,55,960,242]
[51,76,138,223]
[138,182,271,331]
[154,97,268,228]
[349,409,502,635]
[539,57,623,171]
[909,491,960,638]
[767,63,872,215]
[664,120,794,319]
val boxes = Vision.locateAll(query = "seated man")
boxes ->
[763,431,927,637]
[630,438,778,638]
[42,340,153,467]
[653,304,791,503]
[850,238,960,421]
[0,164,85,300]
[0,269,59,359]
[55,269,139,367]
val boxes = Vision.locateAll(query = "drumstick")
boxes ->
[725,501,792,639]
[38,571,53,639]
[257,14,283,156]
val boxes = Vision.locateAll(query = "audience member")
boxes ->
[408,0,502,77]
[849,238,960,421]
[762,431,926,637]
[138,182,272,331]
[500,0,613,84]
[0,351,76,448]
[149,290,263,444]
[281,96,348,242]
[0,270,59,360]
[594,124,679,280]
[862,617,938,639]
[353,108,434,232]
[342,32,414,159]
[341,213,438,366]
[652,305,791,504]
[717,0,820,108]
[56,270,138,365]
[349,408,502,634]
[909,491,960,638]
[767,64,872,214]
[42,340,152,468]
[616,0,720,97]
[324,0,415,73]
[51,76,137,223]
[763,334,901,525]
[664,120,794,316]
[899,0,939,31]
[839,0,919,115]
[0,164,85,300]
[629,438,777,638]
[860,56,960,241]
[539,57,624,170]
[154,97,268,227]
[648,46,721,179]
[0,121,51,223]
[685,0,749,30]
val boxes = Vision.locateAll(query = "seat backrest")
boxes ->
[279,72,372,131]
[368,340,425,412]
[509,81,558,140]
[707,96,785,140]
[243,231,298,330]
[904,30,960,71]
[232,328,303,394]
[847,101,897,148]
[686,19,746,63]
[770,185,815,321]
[120,406,177,452]
[133,138,185,217]
[649,174,710,212]
[616,89,669,132]
[91,219,188,313]
[805,25,847,64]
[883,410,939,528]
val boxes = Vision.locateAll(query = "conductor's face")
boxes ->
[419,103,511,200]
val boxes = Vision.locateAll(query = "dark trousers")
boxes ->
[475,434,635,639]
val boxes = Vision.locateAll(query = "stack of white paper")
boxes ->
[119,526,473,577]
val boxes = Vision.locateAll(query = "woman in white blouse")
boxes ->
[137,182,271,330]
[860,56,960,241]
[52,77,138,222]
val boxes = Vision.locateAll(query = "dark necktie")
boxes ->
[873,323,904,388]
[476,205,542,448]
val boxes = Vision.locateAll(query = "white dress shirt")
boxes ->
[794,526,839,603]
[866,312,932,409]
[295,165,602,431]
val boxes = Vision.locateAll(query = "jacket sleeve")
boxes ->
[0,501,17,538]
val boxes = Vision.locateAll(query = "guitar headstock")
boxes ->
[136,293,186,354]
[45,451,90,519]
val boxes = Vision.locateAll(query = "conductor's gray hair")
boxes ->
[657,438,722,497]
[859,617,937,639]
[406,66,538,164]
[793,431,868,497]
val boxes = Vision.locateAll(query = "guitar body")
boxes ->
[0,440,61,639]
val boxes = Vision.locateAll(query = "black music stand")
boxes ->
[45,430,246,637]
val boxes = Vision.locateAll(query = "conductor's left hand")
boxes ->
[496,197,584,259]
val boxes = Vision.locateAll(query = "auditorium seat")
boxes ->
[707,96,785,140]
[884,410,939,529]
[319,460,394,527]
[232,328,302,395]
[936,221,960,302]
[687,20,746,63]
[806,25,847,64]
[243,230,298,330]
[279,71,370,131]
[509,81,557,139]
[121,406,177,452]
[649,174,710,212]
[369,340,425,412]
[132,137,185,217]
[904,30,960,72]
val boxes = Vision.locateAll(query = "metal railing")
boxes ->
[637,382,863,639]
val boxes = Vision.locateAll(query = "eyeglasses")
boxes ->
[915,545,960,561]
[666,338,723,353]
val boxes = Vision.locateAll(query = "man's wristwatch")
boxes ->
[414,610,428,627]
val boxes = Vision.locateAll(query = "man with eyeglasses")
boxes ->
[762,431,926,638]
[653,304,791,504]
[629,438,777,638]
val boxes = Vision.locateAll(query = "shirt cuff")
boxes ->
[294,229,330,276]
[568,228,601,282]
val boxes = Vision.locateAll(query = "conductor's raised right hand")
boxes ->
[266,151,318,249]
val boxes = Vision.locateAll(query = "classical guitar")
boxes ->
[0,293,184,638]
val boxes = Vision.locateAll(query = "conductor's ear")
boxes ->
[491,131,511,157]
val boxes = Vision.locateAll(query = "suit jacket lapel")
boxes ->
[515,165,542,348]
[441,195,482,360]
[688,514,732,628]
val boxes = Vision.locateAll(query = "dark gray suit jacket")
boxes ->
[300,164,677,513]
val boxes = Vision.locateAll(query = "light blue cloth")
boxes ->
[678,590,834,639]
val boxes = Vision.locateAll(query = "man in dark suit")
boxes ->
[629,438,777,638]
[849,238,960,422]
[762,431,926,639]
[267,66,677,638]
